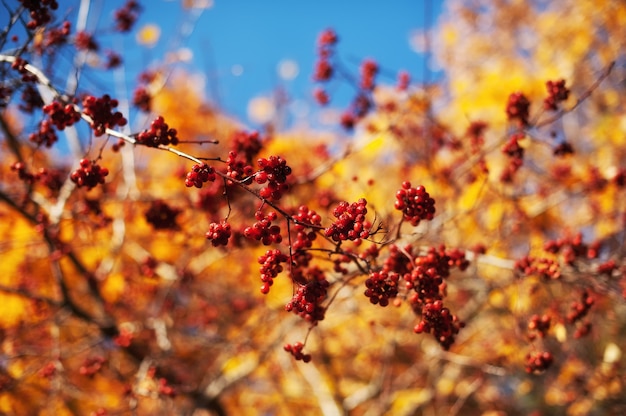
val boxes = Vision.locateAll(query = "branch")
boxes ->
[535,60,616,128]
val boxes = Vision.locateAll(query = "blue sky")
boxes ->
[2,0,444,128]
[123,0,444,126]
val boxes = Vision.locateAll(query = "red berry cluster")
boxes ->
[543,232,598,264]
[205,221,231,247]
[312,29,337,103]
[36,20,71,54]
[544,79,570,111]
[285,267,328,324]
[232,130,263,163]
[291,205,322,250]
[79,355,106,377]
[19,85,44,113]
[465,121,488,153]
[313,87,329,105]
[29,120,58,147]
[256,156,292,200]
[43,100,81,130]
[397,70,410,91]
[515,256,561,280]
[258,249,289,294]
[394,182,436,226]
[360,59,378,91]
[136,116,179,147]
[157,377,176,397]
[144,199,181,230]
[39,362,57,379]
[185,163,216,188]
[413,299,464,350]
[114,0,141,32]
[506,92,531,126]
[566,290,594,324]
[10,161,36,183]
[364,271,399,306]
[104,50,122,69]
[132,86,151,112]
[74,31,99,51]
[500,132,525,182]
[244,211,282,245]
[324,198,371,242]
[113,328,134,348]
[597,259,617,276]
[527,314,551,340]
[284,342,311,363]
[225,151,254,184]
[19,0,58,29]
[525,351,553,374]
[406,246,454,302]
[11,57,37,82]
[70,158,109,190]
[82,95,127,136]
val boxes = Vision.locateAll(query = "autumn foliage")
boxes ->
[0,1,625,415]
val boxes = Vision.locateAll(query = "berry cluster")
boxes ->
[244,211,282,245]
[283,342,311,363]
[70,159,109,190]
[104,50,122,69]
[29,120,58,147]
[256,156,292,200]
[465,121,488,153]
[232,130,263,163]
[505,92,531,126]
[82,94,127,136]
[359,59,378,91]
[364,271,399,306]
[157,377,176,397]
[285,267,328,324]
[566,290,594,324]
[313,87,329,105]
[74,31,99,51]
[132,86,151,112]
[144,199,181,230]
[114,0,141,32]
[225,151,254,184]
[394,182,436,226]
[525,351,553,374]
[413,299,464,350]
[79,356,106,377]
[11,57,37,82]
[543,232,598,264]
[258,249,289,294]
[527,314,551,340]
[43,100,81,130]
[19,85,44,113]
[396,70,410,91]
[113,328,134,348]
[19,0,58,29]
[291,205,322,250]
[324,198,371,242]
[544,79,570,111]
[205,221,231,247]
[515,256,561,280]
[185,163,216,188]
[36,20,71,54]
[312,29,337,103]
[136,116,179,147]
[500,132,525,182]
[10,162,36,183]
